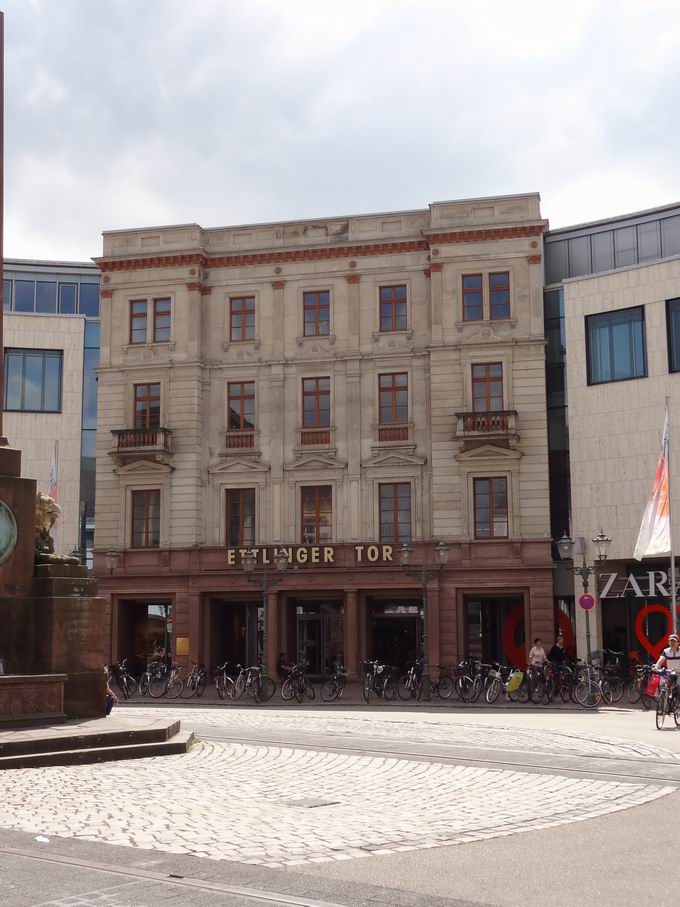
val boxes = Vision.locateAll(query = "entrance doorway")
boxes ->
[369,601,422,673]
[117,600,172,677]
[295,602,343,679]
[208,600,262,672]
[464,596,525,666]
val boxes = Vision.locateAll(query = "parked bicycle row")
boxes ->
[107,647,655,709]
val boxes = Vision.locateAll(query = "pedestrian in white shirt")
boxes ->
[528,638,547,666]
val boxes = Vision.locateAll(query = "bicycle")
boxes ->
[108,659,137,700]
[281,660,315,703]
[572,661,602,709]
[485,663,523,703]
[455,658,484,703]
[181,661,208,698]
[213,661,238,700]
[627,663,655,709]
[320,663,347,702]
[362,659,396,702]
[244,664,276,704]
[149,662,183,699]
[655,669,680,729]
[139,660,164,696]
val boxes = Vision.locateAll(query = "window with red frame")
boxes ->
[462,275,483,322]
[131,489,161,547]
[129,300,148,343]
[153,298,171,342]
[379,372,408,424]
[471,363,503,412]
[379,482,411,543]
[303,291,330,337]
[134,383,161,429]
[473,477,508,539]
[379,285,407,332]
[301,485,332,544]
[228,381,256,431]
[489,272,510,320]
[226,488,256,546]
[302,377,331,427]
[230,296,256,341]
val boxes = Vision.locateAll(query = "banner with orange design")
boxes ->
[634,408,671,560]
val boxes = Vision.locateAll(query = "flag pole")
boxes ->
[667,397,678,633]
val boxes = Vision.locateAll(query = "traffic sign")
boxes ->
[578,593,595,611]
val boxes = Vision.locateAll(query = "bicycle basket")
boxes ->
[506,672,524,693]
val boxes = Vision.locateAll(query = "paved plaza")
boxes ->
[0,707,675,873]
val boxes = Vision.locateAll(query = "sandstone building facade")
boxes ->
[94,194,554,678]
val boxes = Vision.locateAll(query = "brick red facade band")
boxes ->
[96,224,545,274]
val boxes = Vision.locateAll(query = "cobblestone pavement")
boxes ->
[0,712,673,868]
[124,705,676,760]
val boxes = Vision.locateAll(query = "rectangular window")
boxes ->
[301,485,332,544]
[3,279,11,311]
[379,285,407,332]
[4,348,62,412]
[472,363,503,412]
[58,283,77,314]
[230,296,255,341]
[667,298,680,373]
[14,279,35,312]
[379,482,411,543]
[228,381,256,431]
[36,281,57,314]
[133,383,161,429]
[586,306,646,385]
[226,488,256,546]
[379,372,408,424]
[489,272,510,320]
[462,274,483,322]
[131,489,161,548]
[473,477,508,539]
[153,298,171,342]
[302,377,331,428]
[79,283,100,317]
[303,290,330,337]
[129,300,148,344]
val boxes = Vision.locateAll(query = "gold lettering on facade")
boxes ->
[382,545,393,561]
[296,547,308,564]
[355,545,364,561]
[311,547,320,563]
[227,550,236,566]
[367,545,379,562]
[323,547,334,563]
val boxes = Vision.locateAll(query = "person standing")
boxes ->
[528,638,547,666]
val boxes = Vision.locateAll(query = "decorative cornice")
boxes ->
[97,225,546,274]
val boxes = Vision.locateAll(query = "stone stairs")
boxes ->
[0,716,193,769]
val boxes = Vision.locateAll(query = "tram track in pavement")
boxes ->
[194,726,680,787]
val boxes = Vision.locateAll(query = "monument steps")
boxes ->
[0,717,193,769]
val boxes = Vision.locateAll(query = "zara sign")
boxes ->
[599,570,680,599]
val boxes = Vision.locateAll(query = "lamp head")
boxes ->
[273,550,289,573]
[556,533,574,561]
[399,543,414,569]
[434,541,450,567]
[241,549,257,574]
[592,529,612,562]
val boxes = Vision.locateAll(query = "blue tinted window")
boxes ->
[3,279,10,311]
[36,281,57,313]
[667,299,680,373]
[587,307,646,385]
[59,284,77,314]
[79,283,100,317]
[84,320,100,348]
[14,280,35,312]
[3,348,62,412]
[82,346,99,429]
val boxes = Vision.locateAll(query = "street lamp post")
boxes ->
[241,549,289,683]
[557,530,612,661]
[399,541,450,701]
[104,548,120,576]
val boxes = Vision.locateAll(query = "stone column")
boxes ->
[427,584,441,677]
[188,591,203,667]
[430,263,444,344]
[266,590,279,677]
[344,589,359,679]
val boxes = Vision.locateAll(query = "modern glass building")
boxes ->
[3,259,101,565]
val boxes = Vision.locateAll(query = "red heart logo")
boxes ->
[635,603,680,661]
[499,604,576,668]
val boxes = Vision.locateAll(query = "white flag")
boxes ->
[634,409,671,559]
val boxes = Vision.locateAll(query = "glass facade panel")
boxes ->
[3,279,11,311]
[568,236,591,276]
[667,298,680,373]
[226,489,256,546]
[661,216,680,257]
[132,490,161,547]
[79,283,100,317]
[586,306,646,385]
[59,283,77,314]
[614,226,637,268]
[545,240,569,285]
[36,281,57,313]
[638,221,661,261]
[14,280,35,312]
[462,274,483,321]
[590,231,614,273]
[3,348,63,412]
[379,482,411,543]
[301,486,332,544]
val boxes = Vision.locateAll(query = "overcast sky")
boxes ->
[3,0,680,261]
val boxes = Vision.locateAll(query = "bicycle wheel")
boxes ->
[140,674,150,696]
[303,679,315,700]
[468,675,483,703]
[233,675,246,700]
[656,690,668,729]
[485,677,501,704]
[254,678,264,704]
[574,678,602,709]
[673,696,680,728]
[363,676,375,703]
[607,676,625,704]
[165,676,183,699]
[295,678,304,703]
[262,677,276,701]
[543,677,555,704]
[641,690,655,710]
[337,677,346,699]
[560,682,571,703]
[149,676,167,698]
[436,675,455,700]
[281,678,295,701]
[196,673,208,697]
[180,676,197,699]
[599,677,613,706]
[626,678,641,704]
[383,677,396,701]
[517,677,530,703]
[321,679,339,702]
[397,675,416,701]
[530,676,545,704]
